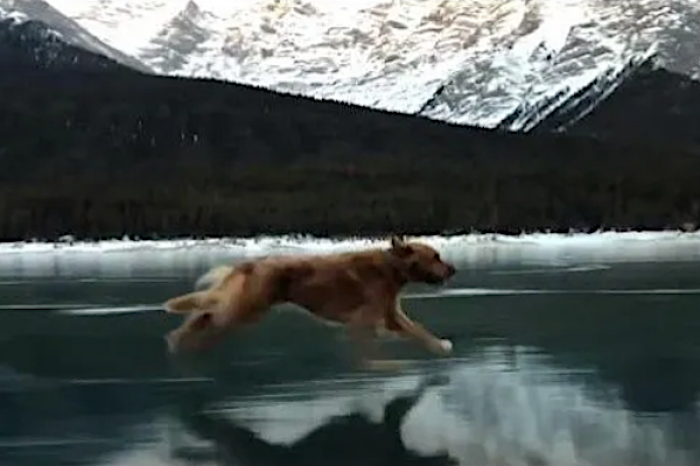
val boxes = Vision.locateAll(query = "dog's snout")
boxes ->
[446,263,456,277]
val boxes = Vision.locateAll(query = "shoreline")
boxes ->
[1,229,699,256]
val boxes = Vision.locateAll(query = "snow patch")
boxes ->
[2,230,700,273]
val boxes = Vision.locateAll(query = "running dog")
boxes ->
[162,236,456,365]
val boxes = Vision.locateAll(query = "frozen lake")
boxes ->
[2,232,700,466]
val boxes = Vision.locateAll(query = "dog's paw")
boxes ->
[438,339,453,355]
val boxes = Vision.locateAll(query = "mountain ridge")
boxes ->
[2,10,699,148]
[40,0,700,130]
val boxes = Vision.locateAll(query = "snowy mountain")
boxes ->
[40,0,700,131]
[0,0,150,73]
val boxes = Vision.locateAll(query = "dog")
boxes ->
[162,235,456,366]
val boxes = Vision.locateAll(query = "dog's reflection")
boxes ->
[173,375,458,466]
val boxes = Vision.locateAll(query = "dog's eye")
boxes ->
[433,253,440,261]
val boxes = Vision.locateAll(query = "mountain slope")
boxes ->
[0,16,146,73]
[496,52,662,134]
[551,61,700,145]
[43,0,700,130]
[0,0,151,73]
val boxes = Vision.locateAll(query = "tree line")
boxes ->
[0,67,698,241]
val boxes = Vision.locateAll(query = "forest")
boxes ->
[1,43,700,240]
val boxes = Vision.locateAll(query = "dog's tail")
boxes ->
[194,264,235,291]
[162,264,235,315]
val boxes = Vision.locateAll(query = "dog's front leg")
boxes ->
[388,307,453,357]
[346,307,408,371]
[347,323,379,369]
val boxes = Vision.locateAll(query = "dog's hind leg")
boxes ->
[166,289,272,355]
[166,310,223,354]
[166,299,271,355]
[163,291,222,314]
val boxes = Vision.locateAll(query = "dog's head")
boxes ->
[388,235,456,285]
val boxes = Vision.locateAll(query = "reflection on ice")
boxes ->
[170,373,457,466]
[118,347,698,466]
[2,231,700,278]
[4,346,700,466]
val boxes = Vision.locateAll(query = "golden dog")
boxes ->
[162,236,456,366]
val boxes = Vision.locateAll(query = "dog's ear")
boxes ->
[390,235,412,256]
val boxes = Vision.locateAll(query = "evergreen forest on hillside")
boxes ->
[1,66,699,241]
